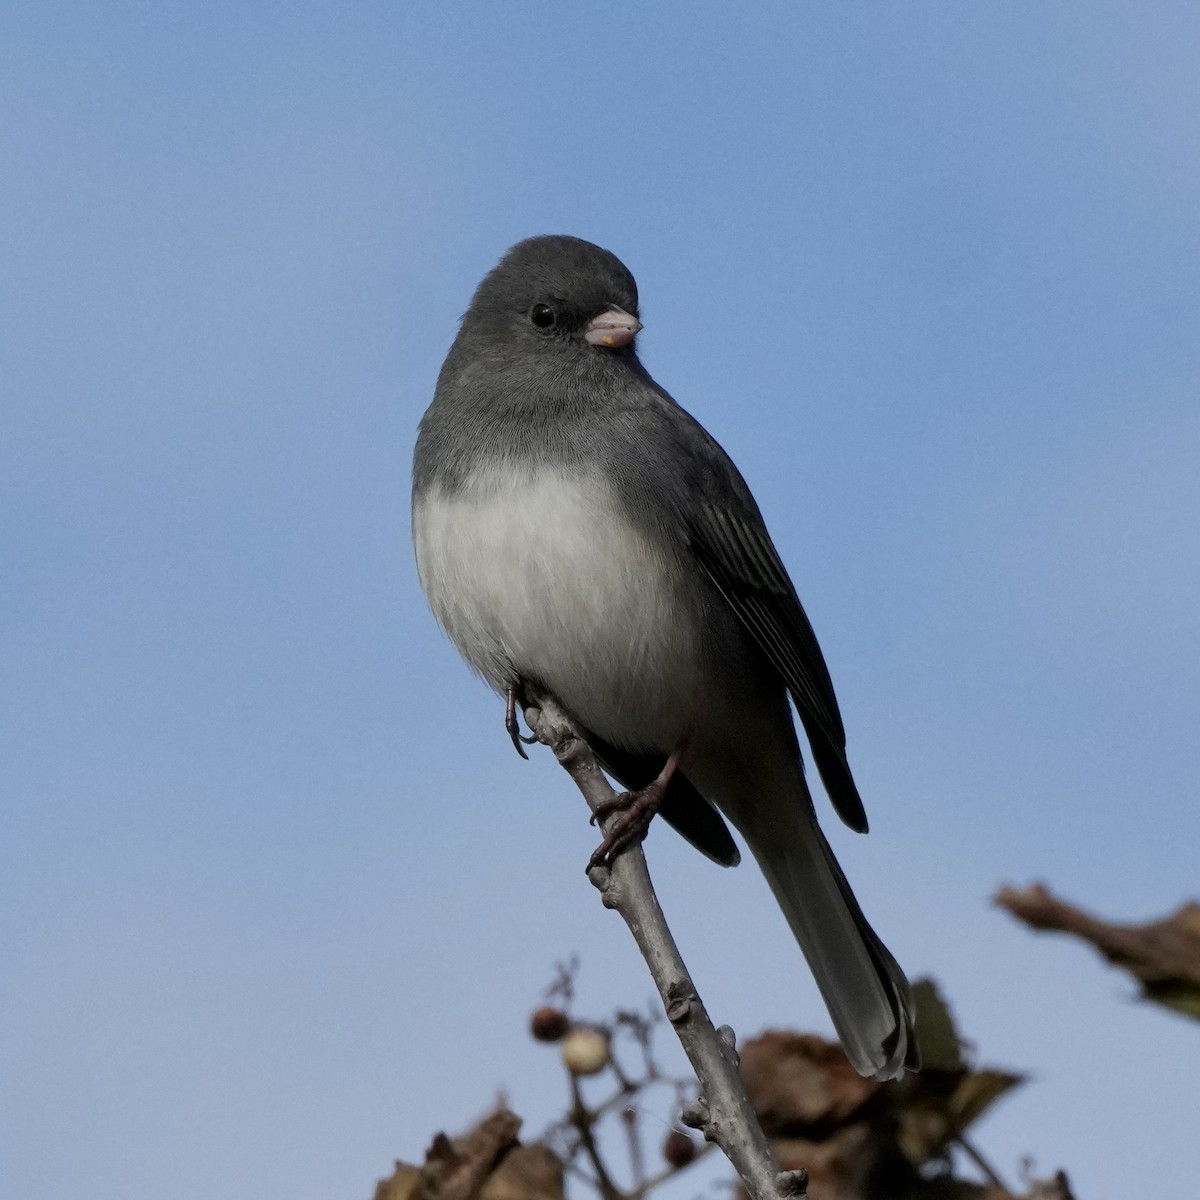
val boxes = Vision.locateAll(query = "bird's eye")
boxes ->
[530,303,557,330]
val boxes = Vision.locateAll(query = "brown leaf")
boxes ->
[1026,1169,1078,1200]
[997,884,1200,1021]
[373,1106,563,1200]
[893,1093,955,1166]
[877,979,1023,1165]
[417,1109,521,1200]
[892,1063,1025,1166]
[949,1070,1025,1131]
[767,1126,880,1200]
[480,1144,563,1200]
[739,1031,878,1135]
[375,1162,421,1200]
[911,977,968,1072]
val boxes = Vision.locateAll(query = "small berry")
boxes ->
[561,1028,610,1076]
[662,1129,697,1168]
[529,1006,570,1042]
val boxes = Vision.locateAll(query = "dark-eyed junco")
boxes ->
[412,235,916,1079]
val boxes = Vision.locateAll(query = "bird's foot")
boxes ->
[586,747,682,872]
[505,686,537,759]
[586,779,668,871]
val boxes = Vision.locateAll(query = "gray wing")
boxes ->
[585,370,869,833]
[687,499,870,834]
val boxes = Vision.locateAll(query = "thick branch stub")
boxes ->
[776,1170,810,1197]
[665,980,696,1024]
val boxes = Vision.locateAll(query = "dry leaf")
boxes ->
[997,884,1200,1021]
[950,1070,1024,1131]
[739,1030,878,1134]
[372,1105,562,1200]
[912,978,966,1072]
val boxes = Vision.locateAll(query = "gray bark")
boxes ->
[526,695,807,1200]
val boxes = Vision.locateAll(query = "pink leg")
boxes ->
[586,748,683,872]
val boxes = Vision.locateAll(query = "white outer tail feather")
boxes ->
[747,813,915,1080]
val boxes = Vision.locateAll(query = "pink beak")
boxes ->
[584,307,642,348]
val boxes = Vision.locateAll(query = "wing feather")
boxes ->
[689,501,869,833]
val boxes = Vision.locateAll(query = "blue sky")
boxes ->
[3,3,1198,1198]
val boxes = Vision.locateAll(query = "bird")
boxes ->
[411,234,917,1079]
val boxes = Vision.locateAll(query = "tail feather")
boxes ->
[748,815,917,1080]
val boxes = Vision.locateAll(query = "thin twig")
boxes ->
[632,1141,718,1200]
[563,1162,601,1191]
[622,1105,645,1189]
[953,1132,1010,1192]
[588,1081,641,1125]
[607,1049,638,1094]
[569,1074,623,1200]
[527,695,806,1200]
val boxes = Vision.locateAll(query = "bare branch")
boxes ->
[568,1075,623,1200]
[526,695,806,1200]
[953,1131,1010,1192]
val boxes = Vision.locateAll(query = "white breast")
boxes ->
[413,465,710,752]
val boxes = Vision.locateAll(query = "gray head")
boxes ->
[417,237,653,489]
[458,235,642,360]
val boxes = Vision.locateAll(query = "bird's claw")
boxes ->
[505,686,536,759]
[586,781,666,872]
[588,791,635,827]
